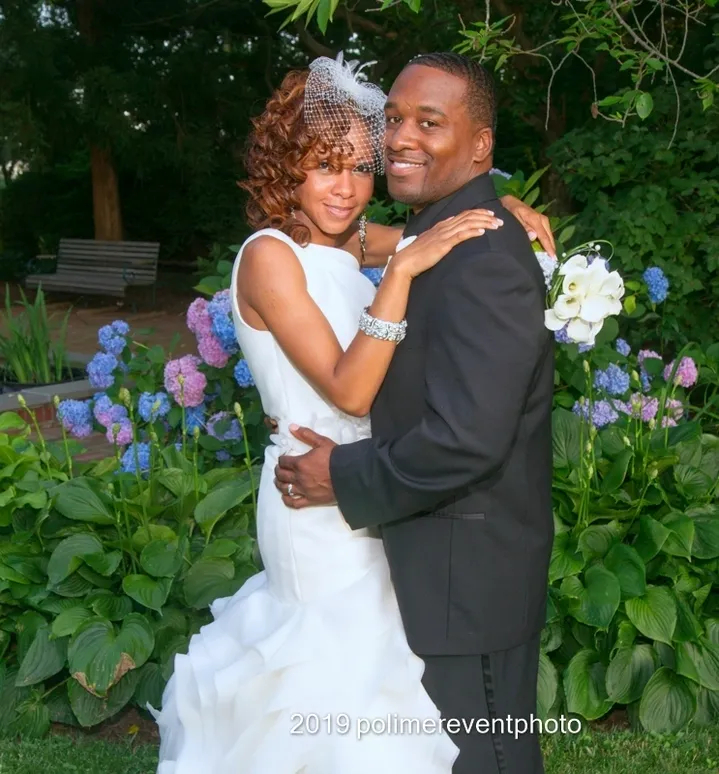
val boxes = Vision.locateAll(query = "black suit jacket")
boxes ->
[329,172,555,655]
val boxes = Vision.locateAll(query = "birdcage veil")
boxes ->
[303,52,387,175]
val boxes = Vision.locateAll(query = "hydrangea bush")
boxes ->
[0,233,718,737]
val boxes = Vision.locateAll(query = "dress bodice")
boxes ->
[229,228,377,449]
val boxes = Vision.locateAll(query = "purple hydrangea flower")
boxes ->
[619,393,659,422]
[554,326,572,345]
[216,450,232,462]
[234,358,255,388]
[87,352,118,390]
[138,391,171,422]
[572,399,619,428]
[615,339,631,357]
[643,267,669,304]
[594,364,631,396]
[57,399,93,438]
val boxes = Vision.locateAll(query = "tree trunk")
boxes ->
[77,0,124,240]
[91,145,123,240]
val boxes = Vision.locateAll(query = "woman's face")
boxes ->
[294,125,375,244]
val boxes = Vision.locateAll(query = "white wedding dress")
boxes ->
[152,228,458,774]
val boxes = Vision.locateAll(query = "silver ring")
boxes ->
[287,483,294,497]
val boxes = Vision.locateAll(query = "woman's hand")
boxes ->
[500,195,556,258]
[390,209,503,279]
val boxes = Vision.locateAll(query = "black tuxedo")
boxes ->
[329,172,554,773]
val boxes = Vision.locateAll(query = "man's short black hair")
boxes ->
[407,51,497,133]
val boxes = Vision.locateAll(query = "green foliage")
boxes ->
[541,323,719,732]
[549,86,719,348]
[0,406,260,734]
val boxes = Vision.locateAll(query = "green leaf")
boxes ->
[600,449,633,494]
[633,516,670,562]
[13,697,51,738]
[67,670,139,727]
[202,539,240,559]
[673,591,703,642]
[140,539,184,578]
[661,512,695,560]
[133,661,166,711]
[549,532,585,583]
[194,479,255,535]
[636,91,654,120]
[47,534,103,585]
[536,652,558,719]
[604,543,646,599]
[688,507,719,559]
[83,551,122,577]
[52,607,94,638]
[676,639,719,690]
[566,564,621,629]
[122,575,172,613]
[184,558,235,609]
[131,524,177,551]
[157,468,197,499]
[53,478,116,525]
[16,625,68,686]
[578,522,622,560]
[605,644,657,704]
[552,408,581,468]
[638,667,695,732]
[0,412,27,431]
[88,593,133,621]
[564,649,613,720]
[625,585,677,645]
[68,614,154,697]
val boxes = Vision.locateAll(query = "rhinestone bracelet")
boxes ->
[359,306,407,343]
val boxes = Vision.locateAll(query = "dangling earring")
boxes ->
[358,213,367,265]
[289,206,296,218]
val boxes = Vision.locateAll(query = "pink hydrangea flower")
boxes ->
[187,298,213,338]
[664,398,685,422]
[619,393,659,422]
[661,416,677,428]
[638,349,662,364]
[106,418,133,446]
[164,355,207,407]
[663,357,698,388]
[198,332,230,368]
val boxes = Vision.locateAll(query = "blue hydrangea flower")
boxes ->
[615,339,631,357]
[216,450,232,462]
[643,267,669,304]
[207,411,243,441]
[554,326,572,344]
[640,370,652,392]
[98,322,128,356]
[361,267,383,287]
[207,291,240,355]
[234,359,255,388]
[572,399,619,428]
[184,404,206,433]
[578,342,594,354]
[120,442,151,475]
[57,399,93,438]
[594,364,631,396]
[87,352,118,389]
[138,391,171,422]
[111,320,129,336]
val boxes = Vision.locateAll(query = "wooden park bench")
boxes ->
[25,239,160,304]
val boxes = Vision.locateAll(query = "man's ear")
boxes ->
[472,126,494,166]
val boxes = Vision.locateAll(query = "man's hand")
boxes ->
[274,425,337,508]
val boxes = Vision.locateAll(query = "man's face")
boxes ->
[384,64,492,209]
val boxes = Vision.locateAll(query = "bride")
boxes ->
[152,54,553,774]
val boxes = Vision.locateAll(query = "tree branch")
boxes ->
[336,7,398,38]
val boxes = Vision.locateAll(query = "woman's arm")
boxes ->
[237,211,501,417]
[345,198,556,268]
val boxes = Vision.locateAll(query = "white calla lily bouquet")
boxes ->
[539,242,625,347]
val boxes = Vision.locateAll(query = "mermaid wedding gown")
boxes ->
[152,228,459,774]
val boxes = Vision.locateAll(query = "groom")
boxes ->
[275,52,554,774]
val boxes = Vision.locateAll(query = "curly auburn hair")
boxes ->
[239,69,371,246]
